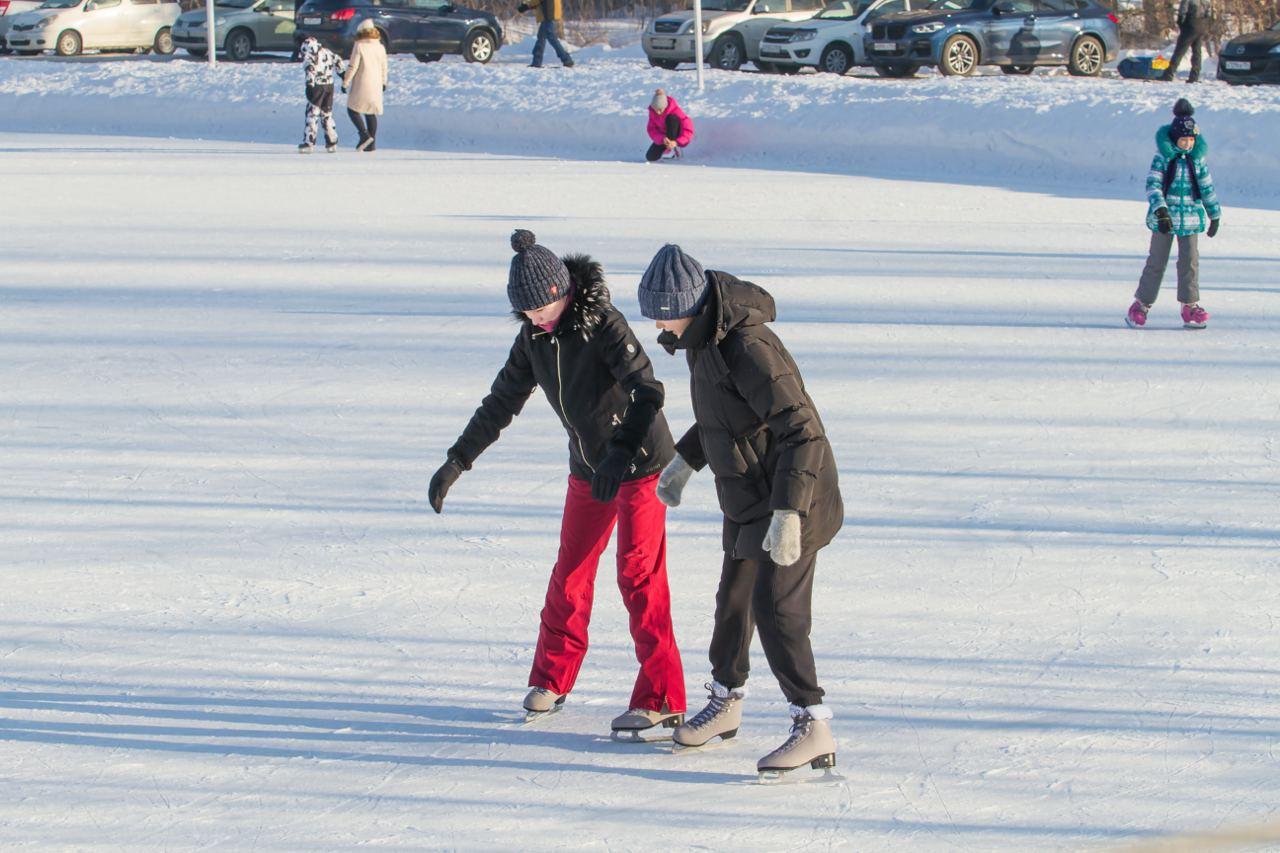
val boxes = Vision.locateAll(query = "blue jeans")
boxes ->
[532,19,572,66]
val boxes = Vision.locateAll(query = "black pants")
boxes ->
[347,109,379,141]
[645,113,682,162]
[709,551,823,707]
[1164,18,1213,82]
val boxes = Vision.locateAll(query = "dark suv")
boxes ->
[295,0,502,63]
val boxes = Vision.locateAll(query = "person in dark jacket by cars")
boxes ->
[428,230,686,737]
[1162,0,1216,82]
[636,244,843,779]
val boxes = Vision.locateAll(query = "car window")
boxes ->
[790,0,824,10]
[130,0,160,5]
[87,0,121,10]
[929,0,985,10]
[1002,0,1034,11]
[871,0,906,13]
[408,0,445,7]
[814,0,872,16]
[754,0,787,12]
[1036,0,1081,10]
[266,0,293,10]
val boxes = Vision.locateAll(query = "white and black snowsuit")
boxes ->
[300,38,343,147]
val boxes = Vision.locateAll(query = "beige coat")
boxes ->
[344,36,388,116]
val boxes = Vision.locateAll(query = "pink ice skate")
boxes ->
[1181,303,1209,330]
[1125,300,1149,328]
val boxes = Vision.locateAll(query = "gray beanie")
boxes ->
[650,89,668,114]
[507,229,571,312]
[637,244,707,320]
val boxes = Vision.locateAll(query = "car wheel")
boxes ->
[648,57,680,69]
[939,33,977,76]
[415,52,442,63]
[819,43,853,74]
[55,29,82,57]
[874,61,918,78]
[225,28,253,61]
[463,29,495,63]
[1000,64,1033,74]
[1068,34,1103,76]
[708,35,744,71]
[153,27,175,55]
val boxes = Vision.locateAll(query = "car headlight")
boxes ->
[701,20,712,33]
[789,29,817,41]
[911,22,944,33]
[33,15,57,28]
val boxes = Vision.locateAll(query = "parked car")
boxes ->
[1217,19,1280,85]
[759,0,925,74]
[294,0,501,64]
[864,0,1118,77]
[0,0,44,51]
[642,0,824,71]
[171,0,295,60]
[4,0,178,55]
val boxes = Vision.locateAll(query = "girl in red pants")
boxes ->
[428,230,686,736]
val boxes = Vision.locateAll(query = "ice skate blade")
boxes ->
[757,753,839,783]
[670,729,737,754]
[511,704,564,726]
[757,767,846,785]
[1183,322,1206,330]
[609,728,673,744]
[1124,317,1143,329]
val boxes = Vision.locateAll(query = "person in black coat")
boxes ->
[428,230,686,734]
[637,243,843,776]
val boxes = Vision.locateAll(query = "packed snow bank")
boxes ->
[1,54,1279,200]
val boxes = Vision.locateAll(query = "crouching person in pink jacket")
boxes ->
[646,88,694,162]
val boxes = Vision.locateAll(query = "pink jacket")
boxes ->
[647,97,695,147]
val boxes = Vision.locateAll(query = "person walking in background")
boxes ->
[1161,0,1215,82]
[645,88,694,163]
[297,35,343,154]
[1126,98,1221,330]
[427,231,686,739]
[516,0,574,68]
[342,19,387,152]
[636,244,844,779]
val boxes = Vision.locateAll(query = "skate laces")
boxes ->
[686,684,733,728]
[776,714,814,751]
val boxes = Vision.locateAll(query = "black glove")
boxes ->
[1155,207,1172,234]
[428,459,464,514]
[590,448,631,504]
[516,2,528,10]
[1207,218,1219,238]
[341,85,348,94]
[382,84,386,91]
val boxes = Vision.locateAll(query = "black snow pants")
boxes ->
[708,550,823,708]
[1164,17,1214,82]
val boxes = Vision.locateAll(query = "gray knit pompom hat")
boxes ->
[637,244,707,320]
[507,229,571,312]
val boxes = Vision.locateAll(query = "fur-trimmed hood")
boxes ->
[512,253,611,341]
[1156,125,1209,160]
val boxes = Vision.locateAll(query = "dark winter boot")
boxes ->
[757,705,836,778]
[672,682,743,749]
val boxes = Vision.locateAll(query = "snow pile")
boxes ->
[2,54,1279,199]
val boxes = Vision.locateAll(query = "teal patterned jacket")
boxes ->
[1146,125,1222,237]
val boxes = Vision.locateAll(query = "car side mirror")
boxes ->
[440,2,455,11]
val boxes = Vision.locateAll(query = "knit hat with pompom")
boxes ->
[507,229,571,312]
[1169,98,1198,143]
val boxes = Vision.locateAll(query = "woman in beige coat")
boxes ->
[343,19,388,152]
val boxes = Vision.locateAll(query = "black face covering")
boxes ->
[659,302,716,355]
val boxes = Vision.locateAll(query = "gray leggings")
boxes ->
[1136,230,1199,306]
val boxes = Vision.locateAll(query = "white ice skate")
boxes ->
[757,706,838,783]
[610,702,684,742]
[521,687,565,723]
[672,682,744,753]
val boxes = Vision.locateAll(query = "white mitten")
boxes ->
[762,509,802,566]
[655,454,694,507]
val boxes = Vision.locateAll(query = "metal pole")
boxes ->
[693,0,703,92]
[206,0,216,66]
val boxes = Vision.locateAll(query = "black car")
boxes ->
[1218,20,1280,84]
[295,0,502,64]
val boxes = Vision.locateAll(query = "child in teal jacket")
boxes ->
[1126,98,1222,330]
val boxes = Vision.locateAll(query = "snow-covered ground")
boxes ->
[2,55,1279,850]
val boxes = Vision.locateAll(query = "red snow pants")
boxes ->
[528,473,686,713]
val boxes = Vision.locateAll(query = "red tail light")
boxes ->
[0,2,11,15]
[330,7,355,21]
[1107,12,1118,22]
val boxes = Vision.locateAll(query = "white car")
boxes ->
[757,0,922,74]
[0,0,44,50]
[4,0,179,56]
[643,0,825,72]
[171,0,297,61]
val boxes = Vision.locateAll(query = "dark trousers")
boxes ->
[347,109,378,141]
[532,19,573,66]
[709,550,823,708]
[303,83,336,146]
[645,114,683,162]
[1163,18,1213,82]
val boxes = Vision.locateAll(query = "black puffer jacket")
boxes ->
[448,255,674,482]
[663,271,843,560]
